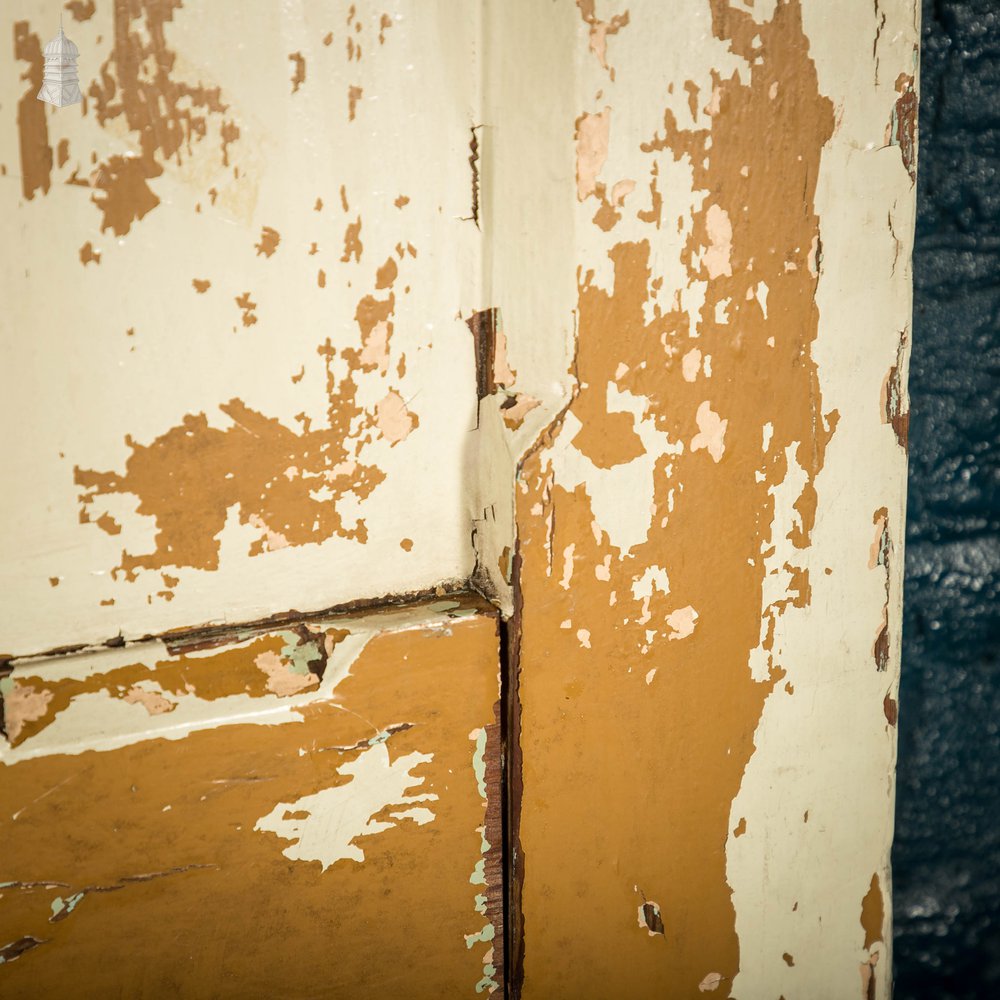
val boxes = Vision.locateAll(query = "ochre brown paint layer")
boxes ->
[86,0,230,235]
[2,626,343,747]
[46,6,421,589]
[74,257,416,582]
[13,22,51,201]
[0,607,501,998]
[514,2,836,995]
[859,874,885,999]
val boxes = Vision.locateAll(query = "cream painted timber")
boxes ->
[0,0,489,656]
[0,599,481,765]
[728,2,917,996]
[2,2,916,991]
[481,0,916,996]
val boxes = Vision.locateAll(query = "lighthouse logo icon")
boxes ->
[37,21,82,108]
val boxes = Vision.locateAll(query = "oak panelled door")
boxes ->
[2,2,917,998]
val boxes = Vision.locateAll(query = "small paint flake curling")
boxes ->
[501,392,540,430]
[611,179,636,207]
[255,742,436,869]
[49,892,85,922]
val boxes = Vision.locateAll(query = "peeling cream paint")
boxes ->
[256,742,437,868]
[1,0,484,655]
[509,1,916,996]
[1,1,915,995]
[467,725,500,995]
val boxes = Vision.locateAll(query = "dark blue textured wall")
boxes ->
[893,2,1000,997]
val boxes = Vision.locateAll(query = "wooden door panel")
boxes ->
[0,598,503,998]
[1,0,485,657]
[1,0,919,996]
[503,1,917,997]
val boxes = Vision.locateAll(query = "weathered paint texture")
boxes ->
[2,1,917,996]
[0,598,502,997]
[1,0,485,656]
[498,0,917,996]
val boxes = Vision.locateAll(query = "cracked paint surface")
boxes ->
[0,597,502,997]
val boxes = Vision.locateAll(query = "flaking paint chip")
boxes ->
[637,900,664,936]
